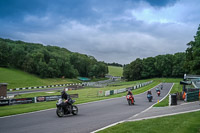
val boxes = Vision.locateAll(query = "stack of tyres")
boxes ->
[171,94,177,105]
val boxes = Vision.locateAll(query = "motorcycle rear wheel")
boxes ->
[149,98,152,102]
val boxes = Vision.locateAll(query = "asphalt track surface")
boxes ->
[0,83,173,133]
[7,87,65,96]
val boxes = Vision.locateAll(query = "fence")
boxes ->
[186,90,199,102]
[0,94,78,106]
[98,81,153,97]
[8,83,82,91]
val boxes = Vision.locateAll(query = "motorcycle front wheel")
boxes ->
[56,108,64,117]
[128,100,131,105]
[72,105,78,115]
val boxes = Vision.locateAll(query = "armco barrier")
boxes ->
[8,83,82,91]
[104,81,153,96]
[105,91,110,96]
[0,94,79,106]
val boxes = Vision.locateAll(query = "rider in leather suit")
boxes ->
[61,88,73,113]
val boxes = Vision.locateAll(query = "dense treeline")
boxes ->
[185,25,200,75]
[107,62,123,67]
[123,24,200,81]
[0,38,108,78]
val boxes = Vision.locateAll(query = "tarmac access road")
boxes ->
[0,83,173,133]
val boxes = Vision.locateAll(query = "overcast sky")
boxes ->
[0,0,199,64]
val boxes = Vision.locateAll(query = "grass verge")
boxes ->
[0,67,80,89]
[98,111,200,133]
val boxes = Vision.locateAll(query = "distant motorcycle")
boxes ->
[56,99,78,117]
[157,90,160,96]
[147,94,153,102]
[160,84,163,90]
[126,95,135,105]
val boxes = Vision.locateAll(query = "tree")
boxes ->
[0,41,10,67]
[141,57,156,79]
[185,24,200,74]
[172,52,186,77]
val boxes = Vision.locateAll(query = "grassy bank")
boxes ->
[108,66,123,77]
[0,67,80,89]
[0,80,159,117]
[98,111,200,133]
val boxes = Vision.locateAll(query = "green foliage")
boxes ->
[0,41,10,67]
[107,62,123,67]
[185,24,200,74]
[0,38,108,78]
[123,54,186,81]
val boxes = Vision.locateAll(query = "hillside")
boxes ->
[0,38,108,79]
[108,66,123,77]
[0,67,80,89]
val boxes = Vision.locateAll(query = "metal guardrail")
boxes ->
[97,81,153,97]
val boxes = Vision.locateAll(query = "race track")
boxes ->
[0,83,173,133]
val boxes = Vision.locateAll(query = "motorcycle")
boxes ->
[56,98,78,117]
[160,84,163,90]
[126,95,134,105]
[147,94,153,102]
[157,90,160,96]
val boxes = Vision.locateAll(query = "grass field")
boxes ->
[0,79,159,117]
[108,66,123,77]
[98,111,200,133]
[0,67,107,89]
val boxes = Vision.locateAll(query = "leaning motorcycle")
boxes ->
[126,95,134,105]
[147,94,153,102]
[56,98,78,117]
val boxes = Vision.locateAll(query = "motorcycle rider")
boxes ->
[160,84,163,90]
[147,90,152,95]
[156,87,160,92]
[127,89,135,102]
[61,88,73,113]
[127,89,133,96]
[147,90,153,101]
